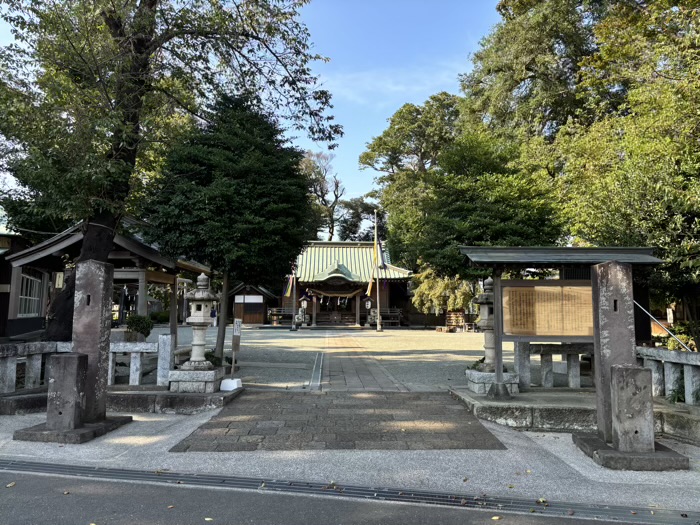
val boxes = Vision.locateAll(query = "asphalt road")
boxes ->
[0,472,623,525]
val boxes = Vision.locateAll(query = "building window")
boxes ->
[18,270,43,318]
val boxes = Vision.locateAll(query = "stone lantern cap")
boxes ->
[185,273,219,302]
[473,277,494,305]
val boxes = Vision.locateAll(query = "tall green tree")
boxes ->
[558,1,700,344]
[336,197,386,242]
[461,0,606,138]
[142,95,315,356]
[363,93,561,276]
[0,0,340,339]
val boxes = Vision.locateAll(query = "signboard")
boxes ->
[231,318,243,377]
[502,281,593,337]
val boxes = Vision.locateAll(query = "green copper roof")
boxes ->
[296,242,412,283]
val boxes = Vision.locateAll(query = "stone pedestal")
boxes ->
[46,353,87,431]
[514,342,531,392]
[540,354,554,388]
[169,367,225,393]
[611,365,654,453]
[465,369,519,395]
[567,354,581,389]
[592,261,637,443]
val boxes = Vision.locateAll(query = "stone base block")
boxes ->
[13,416,132,444]
[572,433,689,471]
[465,369,519,395]
[169,367,225,394]
[0,391,48,415]
[106,387,243,414]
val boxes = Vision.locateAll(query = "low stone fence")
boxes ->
[637,346,700,406]
[514,342,593,391]
[0,335,173,395]
[0,342,58,394]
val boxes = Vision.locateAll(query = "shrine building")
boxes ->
[273,241,412,327]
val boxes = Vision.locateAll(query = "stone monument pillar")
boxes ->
[572,260,688,470]
[72,260,114,422]
[592,261,637,443]
[473,278,495,372]
[14,260,132,444]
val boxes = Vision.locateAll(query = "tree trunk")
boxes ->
[45,3,158,340]
[45,210,119,341]
[214,271,230,360]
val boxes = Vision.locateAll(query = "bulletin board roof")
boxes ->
[459,246,663,268]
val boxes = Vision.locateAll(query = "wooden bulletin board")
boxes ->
[502,280,593,339]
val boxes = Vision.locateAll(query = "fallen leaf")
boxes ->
[205,519,214,522]
[5,482,15,488]
[63,491,70,495]
[491,517,501,521]
[529,509,535,513]
[650,511,655,515]
[507,485,515,489]
[167,505,175,509]
[631,511,637,515]
[537,498,547,504]
[567,510,575,516]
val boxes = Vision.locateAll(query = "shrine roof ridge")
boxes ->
[459,246,663,267]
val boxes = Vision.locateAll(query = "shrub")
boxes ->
[126,315,154,338]
[667,334,696,352]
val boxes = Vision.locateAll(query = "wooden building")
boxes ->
[0,230,45,340]
[4,221,209,341]
[229,283,277,324]
[278,241,412,326]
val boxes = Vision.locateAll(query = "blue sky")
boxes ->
[0,1,501,199]
[294,0,501,198]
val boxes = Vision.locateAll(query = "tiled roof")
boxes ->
[296,242,411,283]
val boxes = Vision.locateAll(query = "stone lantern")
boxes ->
[472,277,495,372]
[169,273,225,393]
[183,273,218,370]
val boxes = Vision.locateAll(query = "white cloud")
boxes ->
[319,58,468,109]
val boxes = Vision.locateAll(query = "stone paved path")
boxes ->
[171,390,505,452]
[321,333,408,392]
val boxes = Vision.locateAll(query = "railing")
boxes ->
[637,346,700,406]
[0,342,57,394]
[0,335,173,395]
[632,301,699,405]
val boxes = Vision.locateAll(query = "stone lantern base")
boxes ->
[465,369,519,395]
[168,367,225,393]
